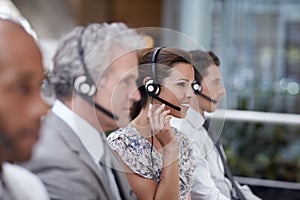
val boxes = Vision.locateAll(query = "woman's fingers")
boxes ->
[148,104,170,133]
[164,115,172,125]
[160,109,170,126]
[153,104,164,129]
[154,104,166,116]
[148,104,155,131]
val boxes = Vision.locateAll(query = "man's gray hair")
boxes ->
[50,22,146,100]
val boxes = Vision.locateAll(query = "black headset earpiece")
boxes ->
[145,47,165,97]
[145,79,160,97]
[192,72,219,104]
[191,66,202,94]
[74,27,97,97]
[192,79,202,94]
[73,27,118,120]
[74,75,96,97]
[144,47,181,111]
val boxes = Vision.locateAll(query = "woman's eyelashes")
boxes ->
[177,81,187,87]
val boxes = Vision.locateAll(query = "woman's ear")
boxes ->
[143,77,152,85]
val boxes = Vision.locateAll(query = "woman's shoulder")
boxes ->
[106,124,157,179]
[107,124,138,142]
[107,124,151,153]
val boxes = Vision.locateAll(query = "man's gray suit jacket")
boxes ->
[21,111,136,200]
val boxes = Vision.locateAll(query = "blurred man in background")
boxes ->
[0,16,49,200]
[171,50,261,200]
[21,23,145,199]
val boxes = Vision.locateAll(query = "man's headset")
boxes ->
[0,13,37,39]
[191,69,218,104]
[73,27,119,120]
[144,47,181,111]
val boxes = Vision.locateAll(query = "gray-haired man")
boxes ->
[21,23,146,200]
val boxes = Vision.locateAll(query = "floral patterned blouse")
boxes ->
[107,123,195,200]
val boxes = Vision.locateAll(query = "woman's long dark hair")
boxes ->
[130,47,192,120]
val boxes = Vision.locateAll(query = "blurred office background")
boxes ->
[1,0,300,199]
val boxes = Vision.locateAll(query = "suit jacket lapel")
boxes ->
[46,112,115,199]
[109,149,136,200]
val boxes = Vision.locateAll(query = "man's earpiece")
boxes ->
[74,27,118,120]
[192,79,218,104]
[74,75,96,97]
[192,79,202,94]
[74,27,97,97]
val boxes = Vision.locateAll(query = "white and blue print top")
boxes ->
[107,123,195,200]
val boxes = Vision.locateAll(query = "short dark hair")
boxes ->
[190,50,220,82]
[207,51,220,66]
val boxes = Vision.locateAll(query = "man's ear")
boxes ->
[143,77,152,85]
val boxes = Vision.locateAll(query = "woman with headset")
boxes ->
[107,47,195,200]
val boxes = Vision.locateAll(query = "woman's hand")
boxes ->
[148,103,178,150]
[123,103,180,200]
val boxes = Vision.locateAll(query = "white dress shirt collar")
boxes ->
[185,108,205,130]
[52,100,122,200]
[52,100,105,162]
[171,107,205,127]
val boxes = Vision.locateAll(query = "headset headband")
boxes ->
[77,26,95,86]
[151,47,165,84]
[0,13,38,40]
